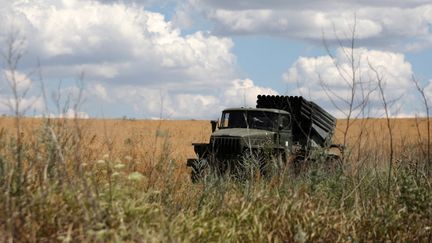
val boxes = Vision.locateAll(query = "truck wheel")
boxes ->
[240,149,266,179]
[289,154,307,175]
[325,154,343,173]
[260,151,287,178]
[189,159,210,183]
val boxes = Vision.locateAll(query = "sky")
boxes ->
[0,0,431,119]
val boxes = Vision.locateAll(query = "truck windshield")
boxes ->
[220,110,279,131]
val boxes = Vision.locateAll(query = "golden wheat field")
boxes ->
[0,116,430,166]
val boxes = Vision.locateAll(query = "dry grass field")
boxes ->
[0,116,431,241]
[1,117,430,159]
[0,117,212,165]
[1,117,430,168]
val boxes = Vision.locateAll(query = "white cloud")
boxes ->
[221,79,278,108]
[208,9,383,40]
[284,48,412,89]
[53,108,90,119]
[88,83,110,102]
[93,78,277,119]
[0,68,43,115]
[192,0,432,10]
[10,0,428,120]
[283,48,416,118]
[36,108,90,119]
[189,0,432,50]
[3,70,33,92]
[0,96,44,115]
[0,0,236,89]
[0,0,284,119]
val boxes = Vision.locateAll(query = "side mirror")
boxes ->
[210,120,218,132]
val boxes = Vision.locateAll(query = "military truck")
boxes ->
[187,95,339,182]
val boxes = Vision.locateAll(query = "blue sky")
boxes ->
[232,36,323,92]
[1,0,432,119]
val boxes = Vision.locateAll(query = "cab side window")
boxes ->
[280,115,291,130]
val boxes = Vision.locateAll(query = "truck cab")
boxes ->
[213,108,292,157]
[187,108,293,181]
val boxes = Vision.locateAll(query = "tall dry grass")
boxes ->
[0,116,430,242]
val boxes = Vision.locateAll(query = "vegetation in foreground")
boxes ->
[0,117,431,242]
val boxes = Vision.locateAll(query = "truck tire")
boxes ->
[189,158,210,183]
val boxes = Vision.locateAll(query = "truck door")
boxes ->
[278,114,292,151]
